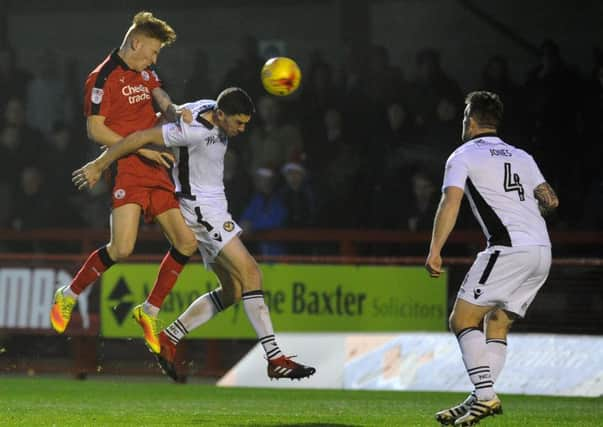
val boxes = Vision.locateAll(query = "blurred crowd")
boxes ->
[1,38,602,246]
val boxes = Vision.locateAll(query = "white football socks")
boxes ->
[457,327,495,401]
[164,289,225,345]
[242,290,283,360]
[486,338,508,382]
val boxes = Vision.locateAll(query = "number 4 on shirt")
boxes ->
[503,162,525,201]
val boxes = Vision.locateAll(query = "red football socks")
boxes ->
[146,247,190,308]
[70,246,115,295]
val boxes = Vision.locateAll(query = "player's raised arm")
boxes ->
[534,182,559,217]
[72,127,168,190]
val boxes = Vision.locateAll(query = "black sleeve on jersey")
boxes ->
[91,57,118,115]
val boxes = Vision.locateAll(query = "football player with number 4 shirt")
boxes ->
[425,91,559,426]
[72,87,316,381]
[50,11,198,355]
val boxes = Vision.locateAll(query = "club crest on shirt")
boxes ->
[114,189,126,199]
[141,70,150,81]
[223,221,235,232]
[91,88,104,104]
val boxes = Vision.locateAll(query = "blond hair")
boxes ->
[127,11,176,47]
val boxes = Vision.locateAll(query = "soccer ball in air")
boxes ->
[261,57,301,96]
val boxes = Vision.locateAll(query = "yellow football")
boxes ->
[261,57,301,96]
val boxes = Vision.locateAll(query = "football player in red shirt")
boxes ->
[50,11,196,354]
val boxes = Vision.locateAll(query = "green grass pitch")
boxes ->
[0,376,601,426]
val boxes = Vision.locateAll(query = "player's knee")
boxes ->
[448,312,459,333]
[449,310,480,335]
[218,286,237,308]
[106,243,134,262]
[172,232,197,256]
[244,261,262,290]
[487,310,514,334]
[224,282,242,304]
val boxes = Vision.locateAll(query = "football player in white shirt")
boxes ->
[425,91,558,426]
[73,87,316,381]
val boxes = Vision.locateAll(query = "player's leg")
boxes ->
[157,262,238,380]
[449,299,502,426]
[132,190,196,353]
[214,236,316,380]
[50,204,140,333]
[484,309,515,383]
[141,208,197,314]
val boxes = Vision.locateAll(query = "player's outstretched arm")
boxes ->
[152,87,193,123]
[87,115,126,147]
[72,127,167,190]
[426,186,464,278]
[534,182,559,217]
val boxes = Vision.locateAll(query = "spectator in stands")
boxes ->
[279,156,317,228]
[383,102,426,172]
[364,45,404,110]
[221,35,264,100]
[0,45,31,110]
[246,95,304,175]
[301,53,342,113]
[582,172,603,230]
[410,48,463,129]
[223,150,252,221]
[184,49,213,101]
[299,54,342,144]
[61,57,81,127]
[524,39,584,227]
[481,55,521,140]
[10,166,52,230]
[240,167,287,255]
[421,96,463,173]
[45,121,87,197]
[25,49,65,135]
[583,53,603,183]
[1,97,45,186]
[404,169,440,232]
[316,108,362,228]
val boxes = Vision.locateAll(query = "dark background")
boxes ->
[1,0,602,246]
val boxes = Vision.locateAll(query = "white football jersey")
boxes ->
[443,134,550,247]
[162,100,227,200]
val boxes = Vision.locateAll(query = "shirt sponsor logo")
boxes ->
[91,87,104,104]
[121,84,151,105]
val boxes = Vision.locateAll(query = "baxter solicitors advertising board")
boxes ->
[100,264,447,338]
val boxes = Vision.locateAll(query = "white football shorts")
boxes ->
[178,196,242,269]
[457,245,551,317]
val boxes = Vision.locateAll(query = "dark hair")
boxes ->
[217,87,255,116]
[465,90,503,129]
[130,11,176,46]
